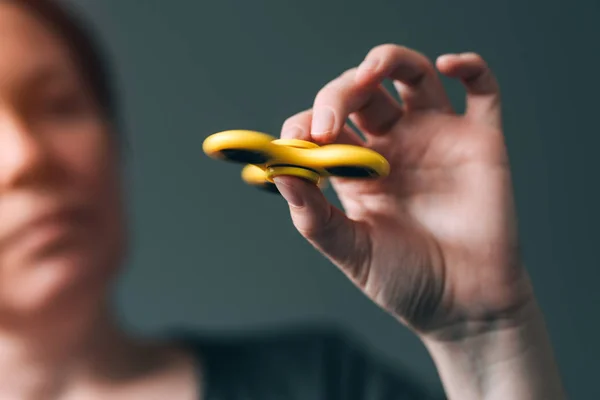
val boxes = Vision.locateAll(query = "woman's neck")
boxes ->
[0,297,135,400]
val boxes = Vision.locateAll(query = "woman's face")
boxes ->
[0,2,126,314]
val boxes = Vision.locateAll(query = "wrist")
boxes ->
[421,297,565,400]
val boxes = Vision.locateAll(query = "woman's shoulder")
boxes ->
[169,324,441,399]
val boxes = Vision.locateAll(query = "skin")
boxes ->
[0,3,197,399]
[273,46,566,398]
[0,1,564,399]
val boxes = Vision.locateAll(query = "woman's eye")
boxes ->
[40,93,87,119]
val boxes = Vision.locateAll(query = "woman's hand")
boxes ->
[275,44,565,399]
[275,44,527,336]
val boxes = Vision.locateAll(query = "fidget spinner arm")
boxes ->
[202,130,390,194]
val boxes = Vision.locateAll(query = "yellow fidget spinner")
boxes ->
[202,130,390,193]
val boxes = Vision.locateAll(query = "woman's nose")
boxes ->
[0,109,54,189]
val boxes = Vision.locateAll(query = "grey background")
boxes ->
[68,0,598,398]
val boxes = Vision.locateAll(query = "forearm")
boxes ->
[422,298,565,400]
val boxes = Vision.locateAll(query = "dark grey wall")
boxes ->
[71,0,599,397]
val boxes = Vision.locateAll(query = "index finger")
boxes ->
[355,44,453,113]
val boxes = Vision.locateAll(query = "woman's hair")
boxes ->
[17,0,118,125]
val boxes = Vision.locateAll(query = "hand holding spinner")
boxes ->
[202,130,390,193]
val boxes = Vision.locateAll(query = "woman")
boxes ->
[0,0,565,399]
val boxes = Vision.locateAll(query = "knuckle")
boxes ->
[368,43,406,58]
[368,43,435,74]
[464,52,494,74]
[314,71,356,108]
[339,67,357,79]
[281,110,311,133]
[294,207,337,240]
[464,51,485,62]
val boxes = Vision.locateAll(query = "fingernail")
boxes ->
[356,58,380,80]
[311,107,335,139]
[273,178,304,207]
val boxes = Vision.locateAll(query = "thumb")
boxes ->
[273,176,371,280]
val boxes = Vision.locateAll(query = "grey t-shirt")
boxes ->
[176,326,444,399]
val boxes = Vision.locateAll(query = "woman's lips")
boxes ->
[5,206,91,255]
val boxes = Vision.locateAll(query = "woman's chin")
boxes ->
[0,251,118,317]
